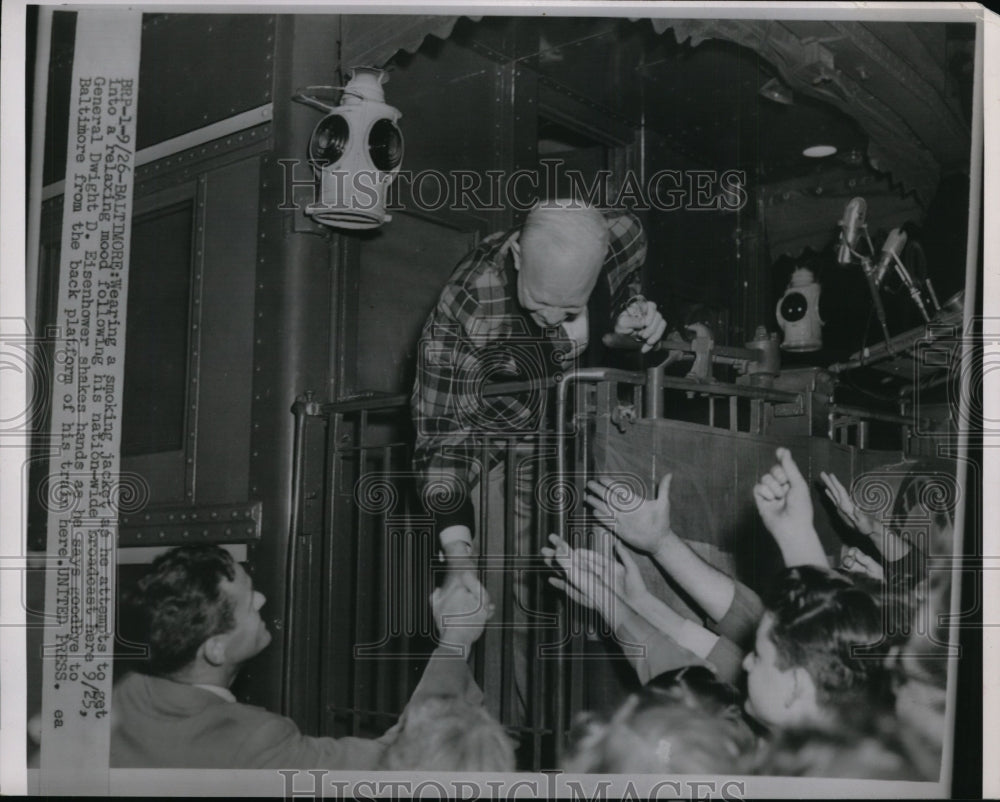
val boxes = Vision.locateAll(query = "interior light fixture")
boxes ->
[803,144,837,158]
[759,77,793,104]
[841,148,864,166]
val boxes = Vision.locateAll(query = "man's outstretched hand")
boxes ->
[542,531,650,620]
[585,473,674,554]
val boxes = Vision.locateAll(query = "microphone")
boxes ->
[837,197,867,264]
[874,227,907,286]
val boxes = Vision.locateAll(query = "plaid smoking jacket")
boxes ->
[411,210,646,533]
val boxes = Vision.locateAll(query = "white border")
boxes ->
[1,0,30,796]
[2,1,990,797]
[982,3,999,798]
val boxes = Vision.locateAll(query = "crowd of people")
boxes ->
[57,446,943,781]
[400,200,951,779]
[547,446,951,779]
[30,204,951,781]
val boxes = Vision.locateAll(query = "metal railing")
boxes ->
[285,366,808,767]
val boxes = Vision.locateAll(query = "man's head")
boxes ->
[563,666,758,775]
[756,720,918,780]
[131,545,271,680]
[516,204,609,328]
[743,565,892,732]
[378,695,516,772]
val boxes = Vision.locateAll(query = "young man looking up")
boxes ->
[111,544,488,768]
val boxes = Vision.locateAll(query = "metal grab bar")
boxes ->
[283,391,321,715]
[552,367,644,755]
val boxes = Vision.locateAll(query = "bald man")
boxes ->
[411,205,664,673]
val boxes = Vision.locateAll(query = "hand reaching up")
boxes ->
[840,546,885,582]
[753,447,814,542]
[753,447,828,568]
[543,534,612,619]
[820,471,878,536]
[542,531,650,620]
[585,473,674,555]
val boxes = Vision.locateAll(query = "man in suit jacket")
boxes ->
[110,544,489,768]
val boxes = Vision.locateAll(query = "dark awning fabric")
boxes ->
[340,14,969,211]
[340,15,476,69]
[760,172,925,261]
[646,18,969,208]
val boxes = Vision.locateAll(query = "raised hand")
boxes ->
[840,546,885,582]
[608,535,651,607]
[543,534,612,616]
[585,473,673,554]
[820,471,877,536]
[753,448,828,568]
[753,447,814,542]
[542,533,649,621]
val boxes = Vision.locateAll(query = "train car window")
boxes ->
[122,199,194,456]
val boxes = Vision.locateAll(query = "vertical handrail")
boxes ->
[319,403,341,732]
[552,368,643,758]
[283,392,317,715]
[352,413,370,734]
[644,362,665,419]
[553,375,572,760]
[570,381,590,718]
[478,439,496,715]
[296,379,647,762]
[502,441,517,724]
[377,443,393,716]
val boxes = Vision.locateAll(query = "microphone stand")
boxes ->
[844,226,895,358]
[926,278,942,314]
[886,250,932,322]
[860,254,894,355]
[836,199,943,366]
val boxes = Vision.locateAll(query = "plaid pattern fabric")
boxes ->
[411,210,646,517]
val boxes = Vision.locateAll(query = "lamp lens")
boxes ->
[310,114,350,164]
[369,119,403,171]
[779,292,808,322]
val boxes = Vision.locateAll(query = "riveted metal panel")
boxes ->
[119,500,261,546]
[137,15,276,148]
[131,123,272,198]
[355,212,478,394]
[41,13,276,185]
[388,38,515,183]
[120,181,203,506]
[194,156,261,504]
[237,12,343,719]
